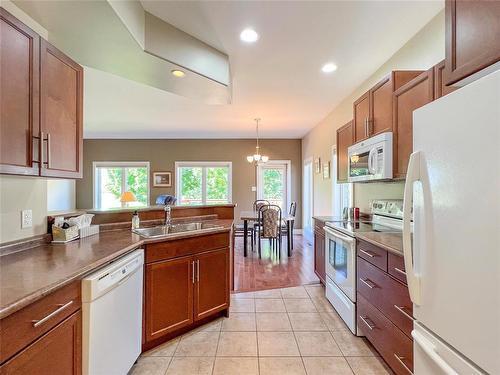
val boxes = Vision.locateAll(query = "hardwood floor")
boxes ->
[233,234,320,292]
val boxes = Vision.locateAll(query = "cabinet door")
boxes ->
[336,121,354,183]
[194,248,229,321]
[314,231,326,284]
[0,311,81,375]
[393,70,434,178]
[434,60,457,99]
[145,255,194,342]
[0,9,40,176]
[370,75,393,136]
[40,39,83,178]
[445,0,500,85]
[353,92,370,143]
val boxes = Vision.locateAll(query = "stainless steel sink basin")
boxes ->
[132,222,223,238]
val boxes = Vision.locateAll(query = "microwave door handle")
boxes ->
[368,149,375,174]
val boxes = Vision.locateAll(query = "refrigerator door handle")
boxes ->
[403,151,421,305]
[412,330,459,375]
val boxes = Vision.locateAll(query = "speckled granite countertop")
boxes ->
[0,220,232,319]
[312,216,344,222]
[354,232,403,256]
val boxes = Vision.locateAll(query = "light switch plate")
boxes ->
[251,186,257,192]
[21,209,32,229]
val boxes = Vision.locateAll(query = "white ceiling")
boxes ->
[85,0,444,139]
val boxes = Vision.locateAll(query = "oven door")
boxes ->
[324,227,356,301]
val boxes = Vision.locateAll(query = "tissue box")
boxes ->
[79,225,99,239]
[52,224,79,242]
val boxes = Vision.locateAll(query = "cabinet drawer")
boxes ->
[357,293,413,375]
[388,253,407,284]
[357,257,413,338]
[0,281,81,364]
[357,240,387,271]
[146,232,230,263]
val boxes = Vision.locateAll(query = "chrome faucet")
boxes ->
[164,205,172,227]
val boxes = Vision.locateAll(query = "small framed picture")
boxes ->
[323,161,330,179]
[153,172,172,187]
[314,157,321,174]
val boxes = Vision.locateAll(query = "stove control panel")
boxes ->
[371,199,404,219]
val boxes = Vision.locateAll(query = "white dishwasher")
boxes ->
[82,249,144,375]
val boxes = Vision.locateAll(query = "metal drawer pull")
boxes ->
[394,354,413,374]
[359,315,375,330]
[394,267,407,276]
[394,305,414,321]
[196,259,200,282]
[359,278,377,289]
[359,249,376,258]
[192,261,195,284]
[32,300,73,328]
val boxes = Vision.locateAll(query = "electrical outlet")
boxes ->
[251,186,257,192]
[21,209,32,229]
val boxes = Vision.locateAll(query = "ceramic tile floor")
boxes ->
[130,284,393,375]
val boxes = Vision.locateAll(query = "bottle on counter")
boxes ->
[132,210,140,229]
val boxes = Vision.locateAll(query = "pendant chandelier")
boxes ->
[247,118,269,164]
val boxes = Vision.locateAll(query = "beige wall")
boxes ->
[302,10,445,215]
[76,139,302,227]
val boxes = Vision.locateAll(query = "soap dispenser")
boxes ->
[132,210,140,229]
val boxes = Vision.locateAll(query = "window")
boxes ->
[93,162,150,209]
[332,147,353,217]
[175,162,232,206]
[257,160,291,212]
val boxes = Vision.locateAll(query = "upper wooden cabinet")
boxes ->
[445,0,500,86]
[0,8,83,179]
[0,8,40,176]
[40,40,83,178]
[353,71,422,143]
[434,60,457,99]
[393,69,434,178]
[336,121,354,183]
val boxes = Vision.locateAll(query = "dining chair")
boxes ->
[281,201,297,249]
[252,199,270,243]
[258,204,282,259]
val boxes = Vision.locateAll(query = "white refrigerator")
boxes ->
[403,69,500,375]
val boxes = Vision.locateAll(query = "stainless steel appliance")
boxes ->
[347,132,393,182]
[324,200,403,335]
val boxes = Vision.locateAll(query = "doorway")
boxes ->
[256,160,291,213]
[303,157,313,242]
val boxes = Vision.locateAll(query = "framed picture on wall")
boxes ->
[322,161,330,179]
[153,172,172,187]
[314,157,321,173]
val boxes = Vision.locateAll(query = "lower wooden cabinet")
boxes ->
[194,248,229,321]
[313,219,326,284]
[144,233,231,346]
[145,255,194,341]
[1,310,82,375]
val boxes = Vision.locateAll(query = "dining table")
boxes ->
[239,210,295,257]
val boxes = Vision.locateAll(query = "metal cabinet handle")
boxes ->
[394,354,413,374]
[31,134,41,164]
[192,261,195,284]
[359,315,375,330]
[359,249,375,258]
[32,300,73,328]
[359,278,377,289]
[196,259,200,283]
[394,267,406,276]
[46,133,51,169]
[394,305,414,321]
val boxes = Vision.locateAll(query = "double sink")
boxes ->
[132,222,223,238]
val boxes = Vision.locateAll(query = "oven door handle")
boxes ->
[323,227,355,243]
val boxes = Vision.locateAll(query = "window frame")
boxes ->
[256,160,292,213]
[92,161,150,209]
[175,161,233,206]
[331,146,353,217]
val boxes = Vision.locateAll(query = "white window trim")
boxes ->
[92,161,150,209]
[175,161,233,205]
[303,156,314,237]
[331,146,353,217]
[256,160,292,212]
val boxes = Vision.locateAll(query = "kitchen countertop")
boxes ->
[0,220,232,319]
[354,231,403,256]
[312,216,344,222]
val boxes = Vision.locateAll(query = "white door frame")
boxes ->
[303,156,314,241]
[256,160,292,212]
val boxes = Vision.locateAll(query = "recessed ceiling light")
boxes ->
[171,69,185,78]
[322,63,338,73]
[240,28,259,43]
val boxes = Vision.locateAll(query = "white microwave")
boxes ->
[347,132,393,182]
